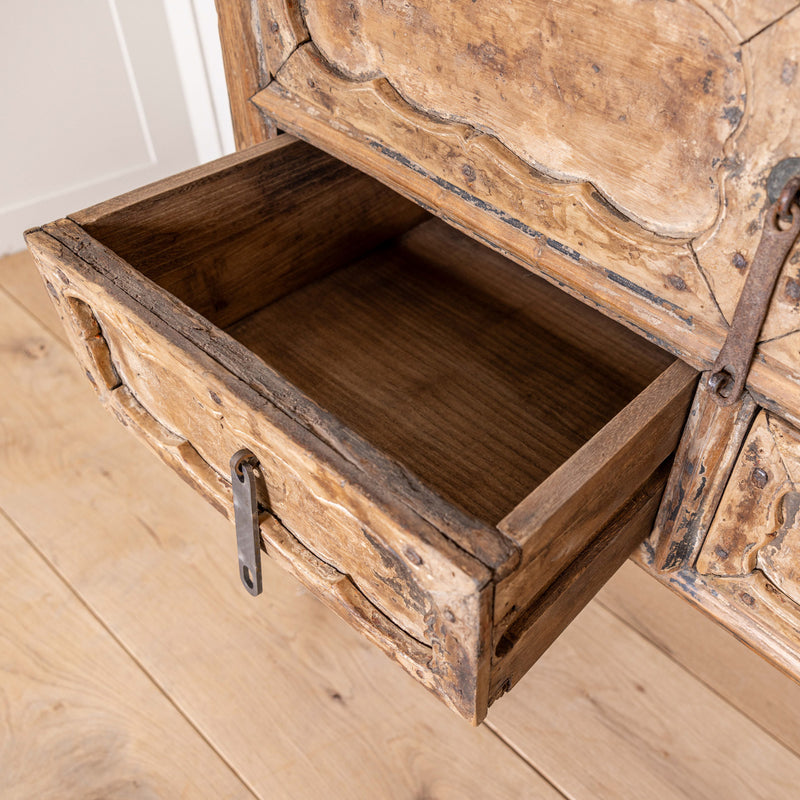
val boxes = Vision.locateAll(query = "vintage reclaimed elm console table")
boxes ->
[25,1,800,723]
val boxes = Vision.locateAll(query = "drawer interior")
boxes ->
[79,147,673,530]
[227,221,672,525]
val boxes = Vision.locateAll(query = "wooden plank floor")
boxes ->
[2,248,800,799]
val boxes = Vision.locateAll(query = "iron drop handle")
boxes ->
[230,449,263,596]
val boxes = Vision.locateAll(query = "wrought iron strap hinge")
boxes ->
[708,168,800,406]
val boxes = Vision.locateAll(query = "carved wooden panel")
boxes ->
[249,2,800,423]
[635,408,800,680]
[700,411,800,608]
[303,0,743,236]
[699,0,800,41]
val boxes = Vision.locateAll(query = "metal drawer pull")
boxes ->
[230,449,263,596]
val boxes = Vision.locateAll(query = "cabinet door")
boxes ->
[643,408,800,679]
[241,1,800,423]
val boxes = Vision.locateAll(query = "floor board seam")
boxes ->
[483,720,571,799]
[0,502,262,800]
[595,594,800,760]
[0,278,67,346]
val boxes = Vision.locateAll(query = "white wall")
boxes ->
[0,0,234,255]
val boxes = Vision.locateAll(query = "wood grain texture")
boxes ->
[9,246,800,798]
[0,249,67,343]
[32,208,686,720]
[215,0,277,148]
[29,131,692,720]
[0,261,564,798]
[255,43,727,372]
[65,139,506,575]
[488,598,800,800]
[693,10,800,420]
[698,411,800,604]
[698,411,789,576]
[699,0,800,40]
[73,135,429,330]
[229,218,673,525]
[0,512,253,800]
[637,410,800,703]
[255,0,308,78]
[490,463,669,702]
[696,10,800,331]
[634,542,800,705]
[653,377,758,571]
[495,360,697,635]
[301,0,743,235]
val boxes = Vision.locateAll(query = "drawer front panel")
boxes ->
[28,227,494,723]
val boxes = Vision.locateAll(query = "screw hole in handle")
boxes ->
[241,564,255,591]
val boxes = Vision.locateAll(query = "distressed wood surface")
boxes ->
[490,463,668,702]
[634,542,800,700]
[0,263,565,799]
[0,250,66,343]
[636,410,800,692]
[14,248,798,800]
[701,0,800,40]
[637,405,800,681]
[214,0,277,148]
[0,511,254,800]
[698,411,800,606]
[9,249,800,797]
[698,411,790,576]
[28,227,495,722]
[301,0,743,236]
[255,0,308,78]
[229,218,673,525]
[72,136,429,330]
[31,209,686,720]
[28,128,695,719]
[250,2,800,423]
[696,11,800,336]
[495,360,696,638]
[255,42,726,369]
[652,377,758,572]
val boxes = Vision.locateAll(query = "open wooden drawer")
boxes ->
[26,135,696,722]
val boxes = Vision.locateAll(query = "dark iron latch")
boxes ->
[230,449,263,596]
[708,169,800,406]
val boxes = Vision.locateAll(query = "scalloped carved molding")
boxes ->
[299,0,745,236]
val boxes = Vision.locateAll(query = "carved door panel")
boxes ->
[700,411,800,605]
[249,1,800,422]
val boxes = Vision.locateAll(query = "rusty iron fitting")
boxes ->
[708,174,800,406]
[778,175,800,224]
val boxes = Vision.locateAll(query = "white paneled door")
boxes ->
[0,0,234,254]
